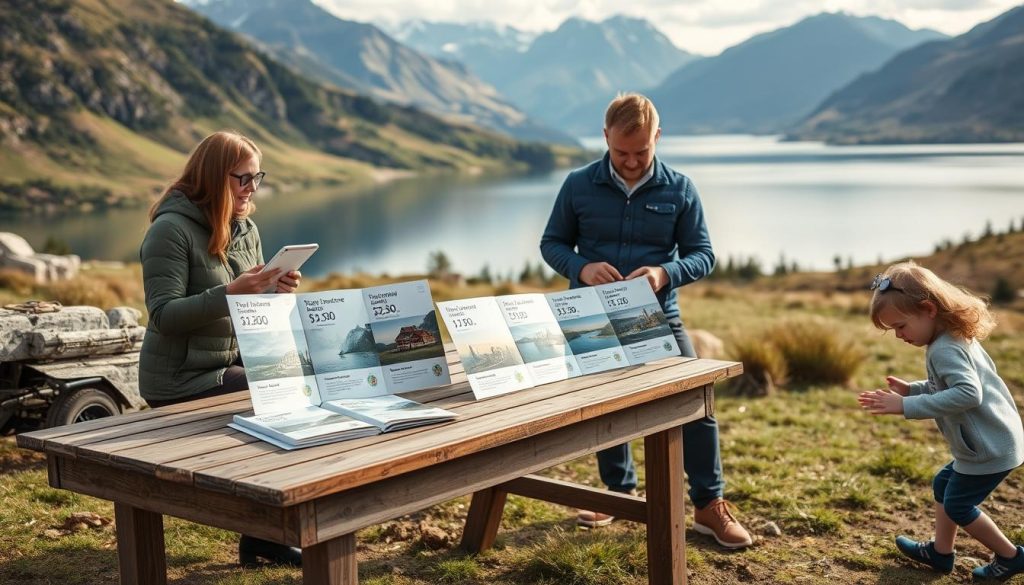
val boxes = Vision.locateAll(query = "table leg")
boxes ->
[114,502,166,585]
[460,487,508,553]
[303,532,357,584]
[644,427,686,585]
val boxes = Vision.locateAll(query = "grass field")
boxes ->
[3,274,1024,584]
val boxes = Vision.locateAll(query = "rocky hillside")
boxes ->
[185,0,576,146]
[790,5,1024,144]
[0,0,578,212]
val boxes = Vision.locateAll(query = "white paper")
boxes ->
[496,293,580,384]
[545,288,626,374]
[362,280,452,393]
[438,297,533,399]
[595,279,680,364]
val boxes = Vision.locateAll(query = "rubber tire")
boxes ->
[45,388,121,428]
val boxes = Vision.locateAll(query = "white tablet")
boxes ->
[261,244,318,292]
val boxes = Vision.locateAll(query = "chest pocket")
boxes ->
[638,202,677,247]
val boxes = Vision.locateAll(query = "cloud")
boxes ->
[314,0,1022,55]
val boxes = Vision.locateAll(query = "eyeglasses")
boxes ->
[869,274,904,293]
[229,171,266,188]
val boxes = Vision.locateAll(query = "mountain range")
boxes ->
[394,16,699,135]
[184,0,577,146]
[790,5,1024,143]
[0,0,579,211]
[648,12,947,135]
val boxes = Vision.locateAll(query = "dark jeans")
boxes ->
[145,365,248,408]
[595,316,725,509]
[933,461,1013,526]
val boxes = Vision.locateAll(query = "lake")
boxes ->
[7,135,1023,277]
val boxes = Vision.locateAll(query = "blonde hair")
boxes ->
[149,130,261,263]
[869,261,996,341]
[604,93,659,135]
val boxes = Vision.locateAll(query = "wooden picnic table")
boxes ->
[17,347,741,585]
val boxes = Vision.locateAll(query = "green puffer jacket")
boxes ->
[139,190,263,402]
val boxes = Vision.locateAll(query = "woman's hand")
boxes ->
[275,270,301,294]
[857,389,904,415]
[226,265,282,295]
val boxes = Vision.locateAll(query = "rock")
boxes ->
[382,521,412,543]
[756,521,783,537]
[418,524,451,550]
[689,329,724,359]
[107,307,142,328]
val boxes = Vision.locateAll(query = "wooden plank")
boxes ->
[308,387,707,539]
[303,533,357,585]
[56,458,295,544]
[500,475,647,523]
[644,427,686,585]
[236,363,732,505]
[17,347,466,454]
[114,503,167,585]
[187,361,687,495]
[460,487,508,553]
[44,398,251,457]
[16,391,250,452]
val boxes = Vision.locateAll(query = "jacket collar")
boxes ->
[155,189,255,239]
[591,151,670,191]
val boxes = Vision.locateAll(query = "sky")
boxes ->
[315,0,1022,55]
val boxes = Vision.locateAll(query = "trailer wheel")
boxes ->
[45,388,121,428]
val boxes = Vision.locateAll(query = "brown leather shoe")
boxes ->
[576,489,638,528]
[693,498,753,549]
[576,509,616,528]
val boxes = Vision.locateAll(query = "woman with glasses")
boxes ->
[139,130,302,567]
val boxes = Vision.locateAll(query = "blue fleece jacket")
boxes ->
[903,332,1024,475]
[539,153,714,319]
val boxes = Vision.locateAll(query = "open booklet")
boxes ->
[438,278,680,399]
[226,279,456,449]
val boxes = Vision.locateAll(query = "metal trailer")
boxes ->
[0,302,146,432]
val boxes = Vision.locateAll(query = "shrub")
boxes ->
[0,269,39,296]
[726,337,788,396]
[45,278,122,309]
[767,319,863,386]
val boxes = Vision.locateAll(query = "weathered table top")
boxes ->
[18,348,740,584]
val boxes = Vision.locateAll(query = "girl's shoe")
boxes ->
[238,535,302,567]
[973,545,1024,581]
[895,536,955,573]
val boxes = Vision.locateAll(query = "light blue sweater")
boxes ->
[903,332,1024,475]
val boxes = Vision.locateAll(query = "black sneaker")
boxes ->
[973,545,1024,581]
[895,536,955,574]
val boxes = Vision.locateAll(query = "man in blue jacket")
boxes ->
[540,93,752,549]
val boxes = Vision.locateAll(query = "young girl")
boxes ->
[858,261,1024,580]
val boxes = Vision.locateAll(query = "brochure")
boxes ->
[322,395,458,432]
[496,293,580,385]
[437,297,534,399]
[594,279,680,364]
[439,280,679,398]
[546,287,627,374]
[229,405,379,450]
[226,279,455,448]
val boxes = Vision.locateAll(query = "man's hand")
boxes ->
[579,262,623,285]
[226,265,282,295]
[886,376,911,396]
[625,266,669,293]
[857,389,904,415]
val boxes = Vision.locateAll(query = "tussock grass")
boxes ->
[767,319,863,386]
[726,336,789,395]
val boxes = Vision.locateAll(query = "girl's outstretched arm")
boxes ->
[858,389,904,415]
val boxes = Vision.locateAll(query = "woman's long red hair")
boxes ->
[149,130,261,263]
